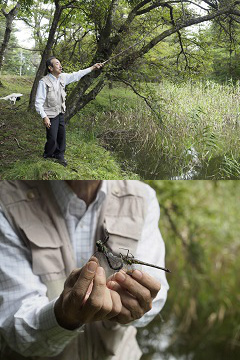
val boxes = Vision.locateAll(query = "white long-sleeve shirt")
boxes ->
[35,67,92,118]
[0,180,169,357]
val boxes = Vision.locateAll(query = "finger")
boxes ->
[94,287,113,320]
[117,270,160,298]
[68,259,98,304]
[64,267,82,291]
[108,297,133,325]
[108,281,145,320]
[82,280,93,305]
[131,270,161,298]
[106,289,122,319]
[107,286,132,324]
[114,271,153,311]
[84,266,107,318]
[68,258,98,289]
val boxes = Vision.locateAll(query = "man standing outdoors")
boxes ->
[35,57,103,167]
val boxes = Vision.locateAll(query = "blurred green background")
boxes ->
[138,180,240,360]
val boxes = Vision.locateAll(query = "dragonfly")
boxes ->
[95,230,171,274]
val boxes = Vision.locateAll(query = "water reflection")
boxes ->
[171,147,200,180]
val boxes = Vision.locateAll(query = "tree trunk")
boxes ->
[0,2,21,71]
[64,1,121,122]
[65,74,105,123]
[28,1,62,110]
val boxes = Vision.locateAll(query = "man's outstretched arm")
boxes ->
[64,63,104,86]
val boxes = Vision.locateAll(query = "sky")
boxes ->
[15,20,35,48]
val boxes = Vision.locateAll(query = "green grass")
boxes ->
[156,80,240,178]
[0,75,138,180]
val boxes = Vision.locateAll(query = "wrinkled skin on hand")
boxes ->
[54,257,161,330]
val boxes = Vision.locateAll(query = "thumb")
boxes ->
[69,258,98,303]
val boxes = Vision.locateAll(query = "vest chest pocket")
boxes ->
[20,224,65,279]
[46,86,57,107]
[104,215,143,256]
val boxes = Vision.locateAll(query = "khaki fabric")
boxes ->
[42,75,66,118]
[0,180,148,360]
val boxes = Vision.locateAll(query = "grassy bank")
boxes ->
[0,76,138,180]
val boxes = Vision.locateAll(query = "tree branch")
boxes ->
[201,0,218,10]
[115,76,162,122]
[10,46,40,51]
[160,203,188,248]
[68,30,89,61]
[97,0,119,56]
[119,5,235,68]
[165,2,190,70]
[65,78,105,123]
[113,0,152,40]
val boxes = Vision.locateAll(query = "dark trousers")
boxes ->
[44,113,66,160]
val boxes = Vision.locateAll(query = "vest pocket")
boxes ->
[105,215,142,240]
[47,87,57,107]
[20,224,65,277]
[104,215,142,255]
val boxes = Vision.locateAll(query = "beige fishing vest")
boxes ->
[42,74,66,118]
[0,180,149,360]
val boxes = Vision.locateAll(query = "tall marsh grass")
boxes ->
[75,80,240,179]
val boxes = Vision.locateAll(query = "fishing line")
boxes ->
[102,24,161,65]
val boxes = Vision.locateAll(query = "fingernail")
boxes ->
[115,271,126,282]
[87,261,97,273]
[132,270,143,280]
[107,280,116,290]
[89,256,99,263]
[97,267,104,276]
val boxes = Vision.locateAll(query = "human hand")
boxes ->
[43,116,51,129]
[54,257,122,330]
[91,63,104,71]
[107,270,161,324]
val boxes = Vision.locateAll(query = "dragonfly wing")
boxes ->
[94,252,123,279]
[122,263,142,274]
[106,252,123,271]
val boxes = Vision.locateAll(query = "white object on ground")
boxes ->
[0,93,23,105]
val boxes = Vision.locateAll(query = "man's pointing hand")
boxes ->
[91,63,104,70]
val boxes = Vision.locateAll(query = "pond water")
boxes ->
[138,317,240,360]
[144,147,240,180]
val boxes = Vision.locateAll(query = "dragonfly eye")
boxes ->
[96,240,102,249]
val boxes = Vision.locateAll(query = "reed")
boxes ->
[79,80,240,179]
